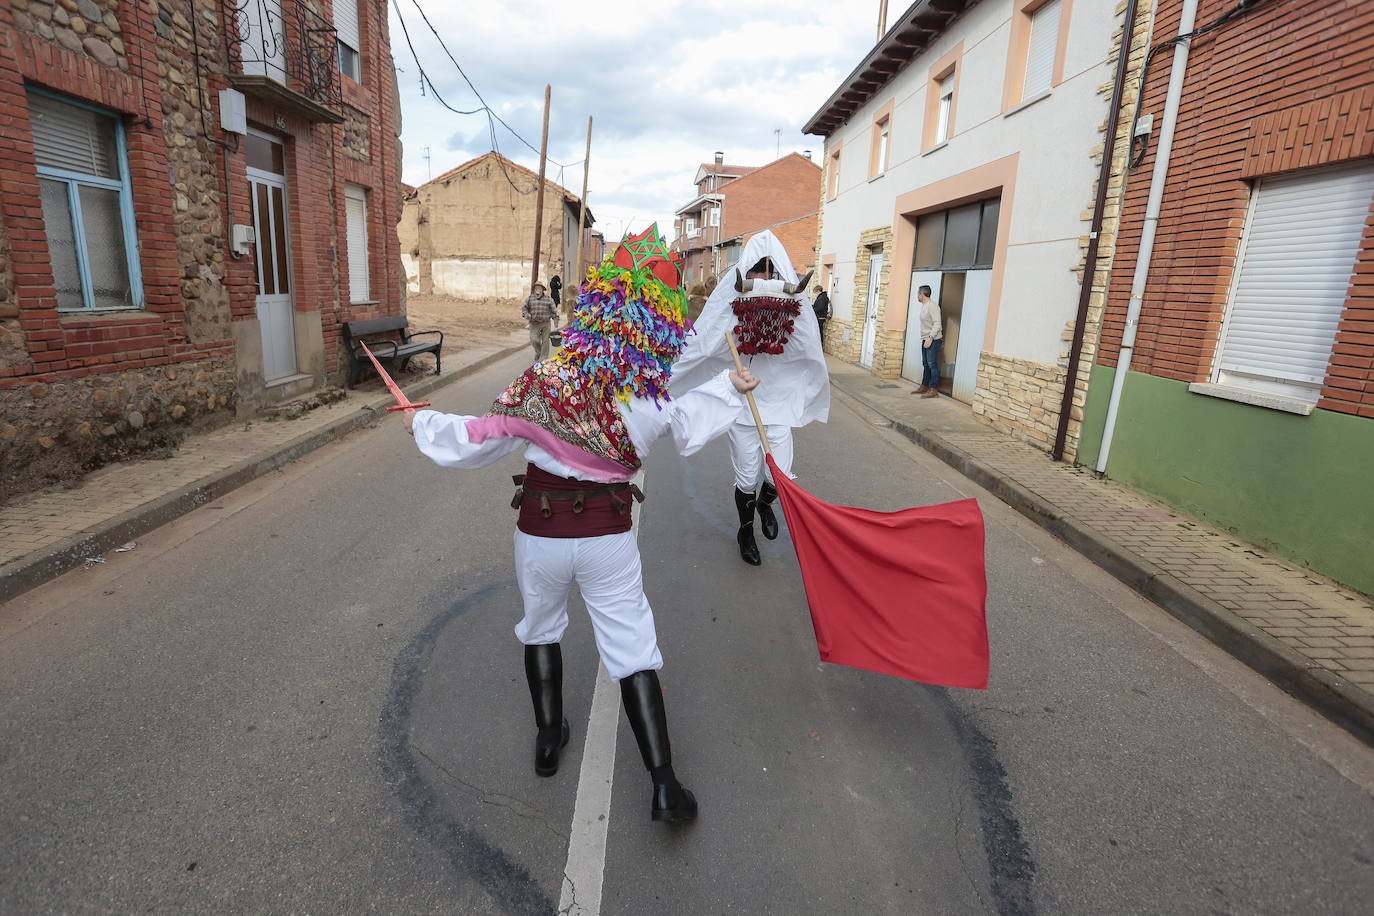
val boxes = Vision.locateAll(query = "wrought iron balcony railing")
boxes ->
[222,0,341,117]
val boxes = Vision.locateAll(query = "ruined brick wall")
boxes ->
[397,154,573,301]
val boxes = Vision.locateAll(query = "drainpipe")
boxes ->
[1095,0,1198,474]
[1052,0,1141,461]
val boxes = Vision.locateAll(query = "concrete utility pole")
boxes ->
[574,115,592,290]
[530,84,551,294]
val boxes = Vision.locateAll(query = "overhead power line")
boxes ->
[394,0,577,198]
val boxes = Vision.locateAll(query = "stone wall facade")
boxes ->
[0,0,403,501]
[13,0,129,71]
[833,226,898,374]
[971,352,1065,449]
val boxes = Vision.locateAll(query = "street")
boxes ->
[2,350,1372,915]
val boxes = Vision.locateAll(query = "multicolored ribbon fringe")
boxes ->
[731,295,801,356]
[556,255,694,407]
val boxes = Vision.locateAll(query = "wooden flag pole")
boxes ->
[725,331,771,456]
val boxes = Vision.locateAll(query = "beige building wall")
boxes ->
[814,0,1143,457]
[398,155,583,301]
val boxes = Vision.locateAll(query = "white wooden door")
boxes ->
[248,148,297,382]
[860,252,883,368]
[901,271,943,383]
[951,269,992,403]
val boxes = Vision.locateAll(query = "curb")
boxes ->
[834,377,1374,747]
[0,346,523,606]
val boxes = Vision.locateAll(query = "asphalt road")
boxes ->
[2,350,1371,915]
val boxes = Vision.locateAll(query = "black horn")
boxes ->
[734,272,754,293]
[784,269,814,296]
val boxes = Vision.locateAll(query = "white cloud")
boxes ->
[389,0,876,242]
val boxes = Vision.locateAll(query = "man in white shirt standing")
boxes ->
[917,284,943,399]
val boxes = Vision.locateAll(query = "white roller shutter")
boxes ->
[1215,162,1374,398]
[29,93,119,179]
[1023,0,1061,99]
[345,184,370,303]
[335,0,360,54]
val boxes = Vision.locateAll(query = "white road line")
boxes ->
[558,661,618,916]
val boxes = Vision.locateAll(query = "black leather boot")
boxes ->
[525,643,569,777]
[619,670,698,823]
[734,487,761,566]
[757,481,779,540]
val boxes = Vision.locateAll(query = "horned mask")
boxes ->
[730,267,814,356]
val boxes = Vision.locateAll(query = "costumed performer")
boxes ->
[670,230,829,566]
[403,225,758,824]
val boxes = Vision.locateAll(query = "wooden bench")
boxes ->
[341,316,443,389]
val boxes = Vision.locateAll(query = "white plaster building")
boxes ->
[807,0,1130,449]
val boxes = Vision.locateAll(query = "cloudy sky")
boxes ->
[387,0,880,245]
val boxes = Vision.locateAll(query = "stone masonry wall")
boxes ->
[154,0,230,345]
[343,104,370,162]
[971,352,1065,449]
[0,215,21,367]
[0,353,234,500]
[11,0,129,71]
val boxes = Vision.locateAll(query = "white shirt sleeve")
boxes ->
[411,409,524,469]
[622,370,743,457]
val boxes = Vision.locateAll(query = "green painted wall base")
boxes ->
[1077,364,1374,597]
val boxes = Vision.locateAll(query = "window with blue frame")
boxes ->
[27,89,143,311]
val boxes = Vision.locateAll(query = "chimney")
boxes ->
[876,0,888,41]
[803,150,812,160]
[714,151,724,165]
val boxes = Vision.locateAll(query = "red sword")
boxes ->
[359,341,431,412]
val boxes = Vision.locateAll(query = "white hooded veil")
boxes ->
[671,230,830,428]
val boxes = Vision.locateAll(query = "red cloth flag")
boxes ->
[766,455,989,689]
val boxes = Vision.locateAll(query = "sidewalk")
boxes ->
[0,332,527,605]
[3,342,1370,744]
[827,359,1374,746]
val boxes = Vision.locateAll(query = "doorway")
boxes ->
[898,198,999,402]
[246,130,297,382]
[860,249,883,368]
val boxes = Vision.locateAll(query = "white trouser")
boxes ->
[512,529,662,681]
[728,421,794,491]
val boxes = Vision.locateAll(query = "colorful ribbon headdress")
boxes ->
[556,224,692,406]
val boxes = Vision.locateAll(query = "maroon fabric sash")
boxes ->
[515,463,638,538]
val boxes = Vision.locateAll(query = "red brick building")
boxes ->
[0,0,403,500]
[670,151,820,286]
[1077,0,1374,595]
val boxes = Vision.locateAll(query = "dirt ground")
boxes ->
[403,294,532,352]
[385,293,536,381]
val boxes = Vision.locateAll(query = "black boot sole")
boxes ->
[535,718,571,777]
[651,785,698,823]
[758,506,779,540]
[737,527,761,566]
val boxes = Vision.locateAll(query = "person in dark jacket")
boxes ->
[811,284,831,344]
